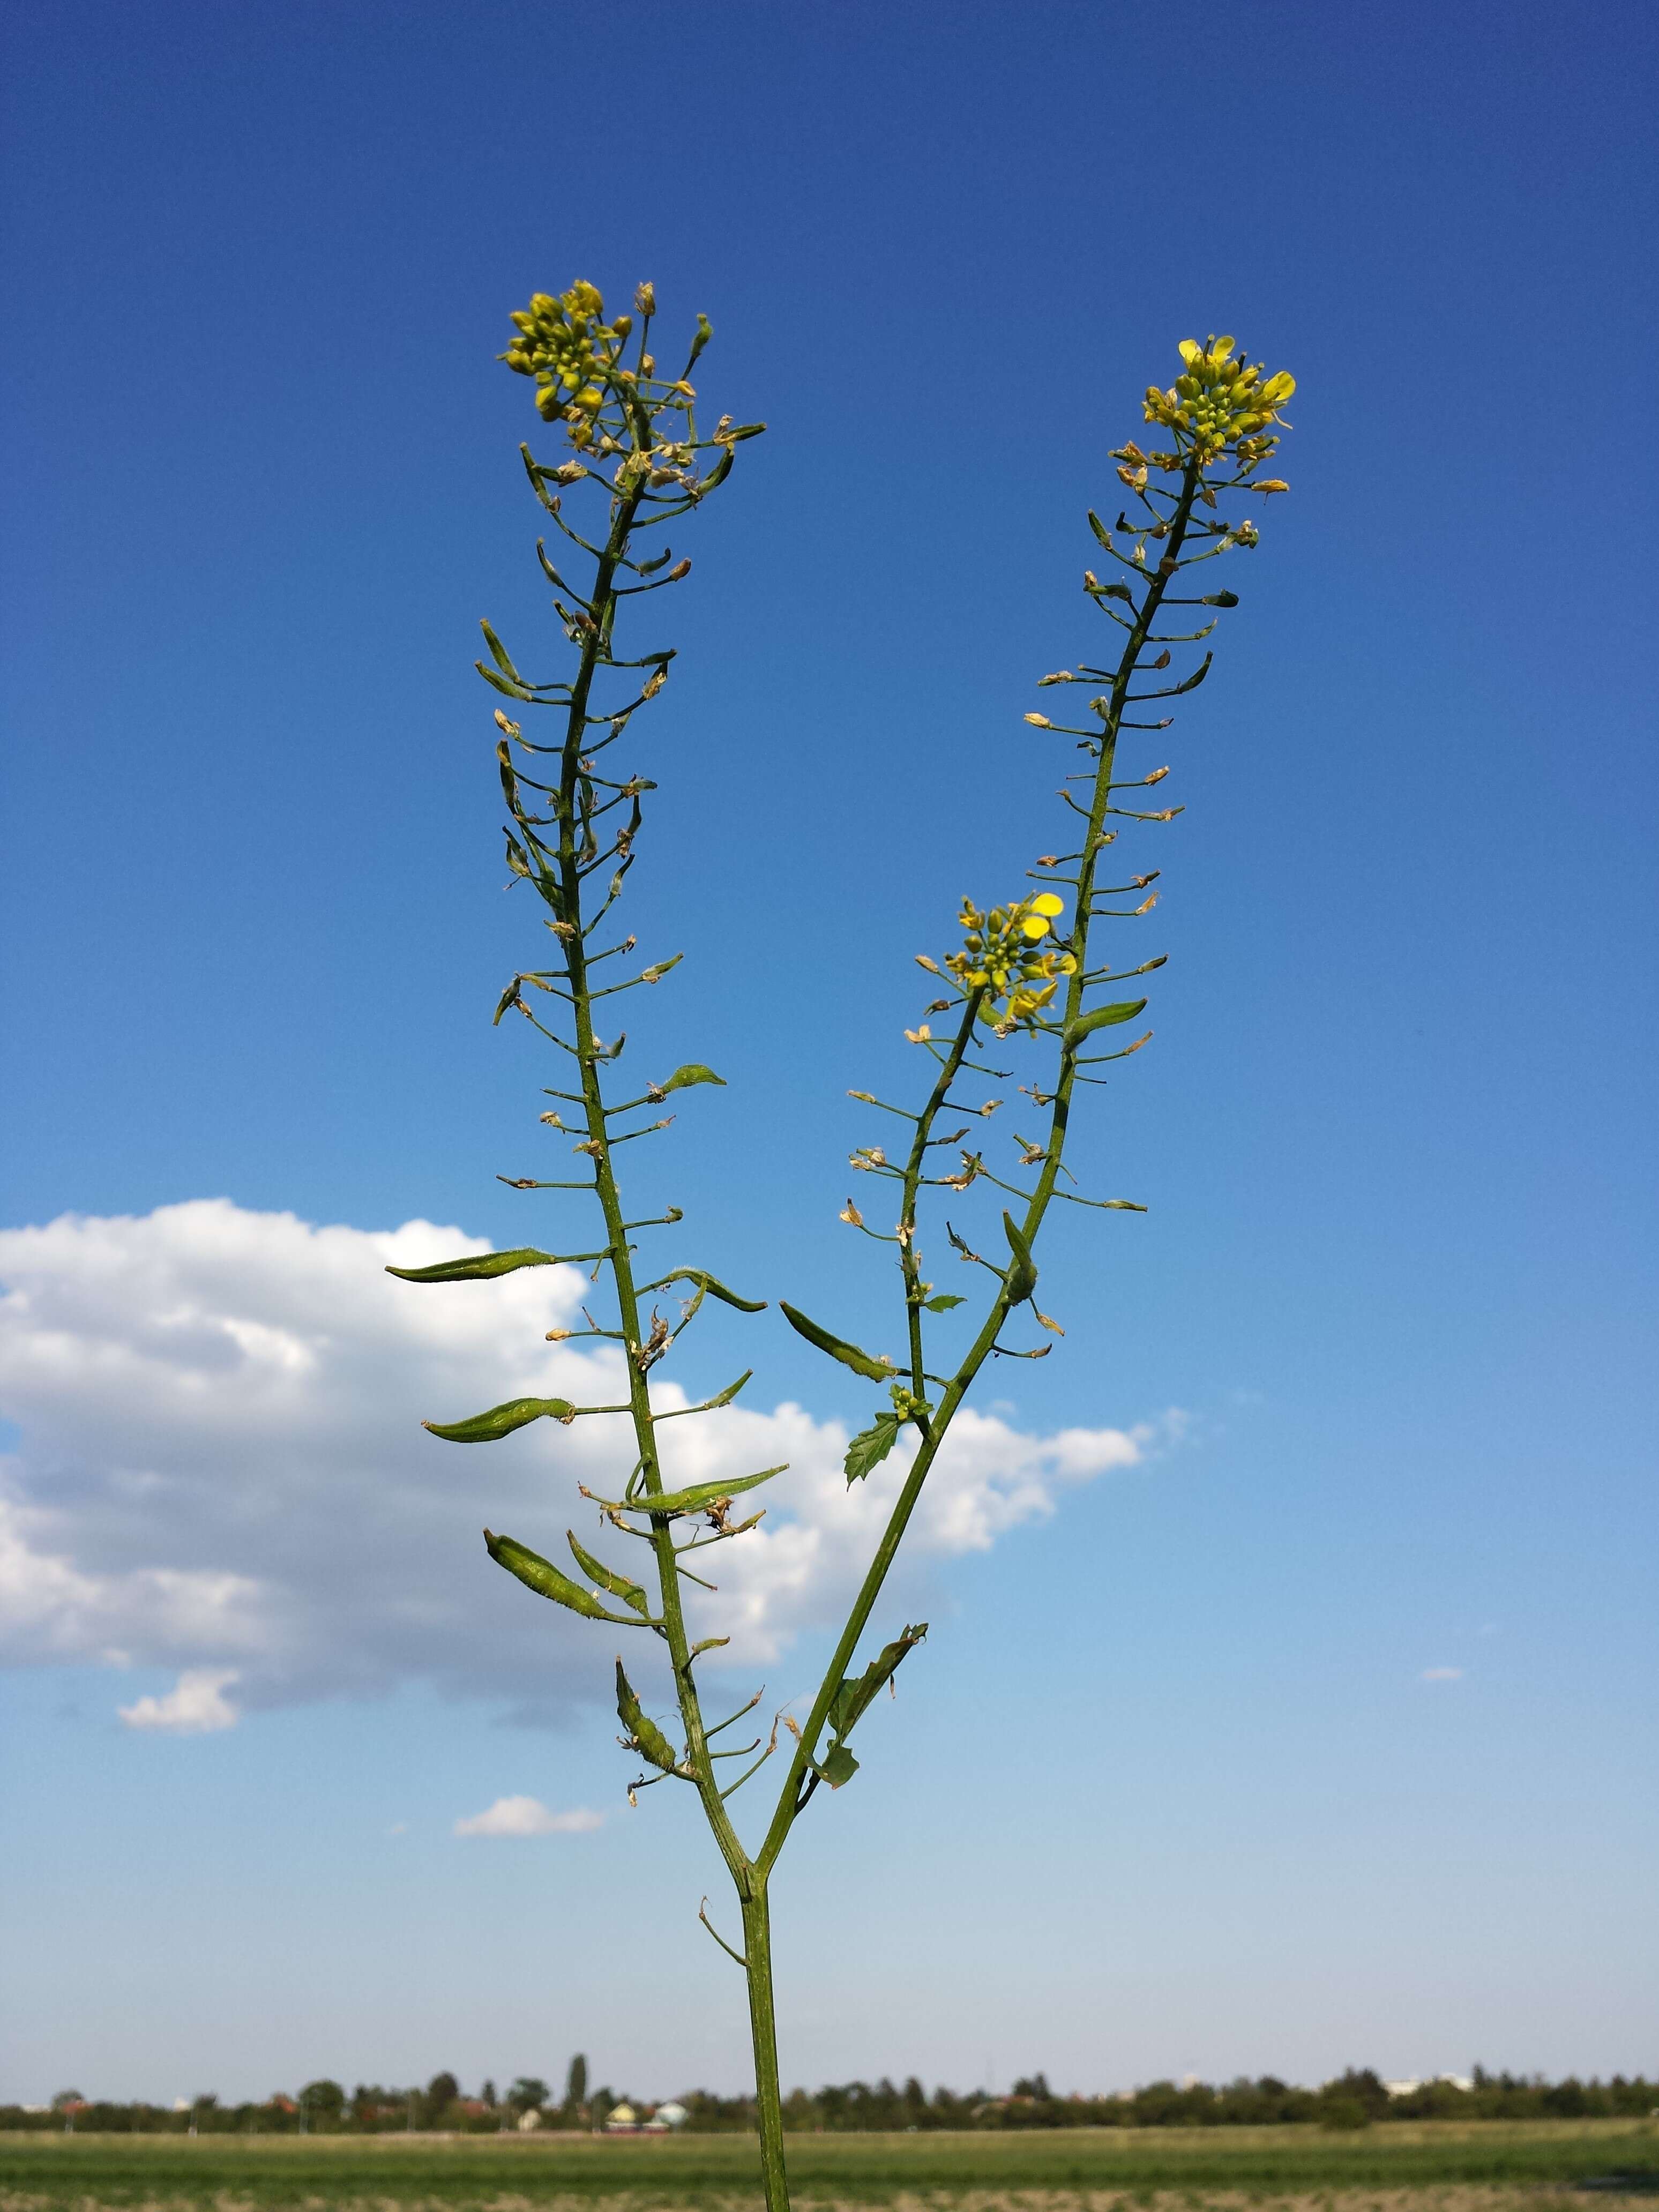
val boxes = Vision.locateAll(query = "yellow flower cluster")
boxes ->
[1144,337,1294,464]
[945,893,1075,1026]
[502,281,632,443]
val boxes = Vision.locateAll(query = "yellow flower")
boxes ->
[944,893,1075,1026]
[499,280,631,447]
[1143,336,1295,465]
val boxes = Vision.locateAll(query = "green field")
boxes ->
[3,2122,1655,2211]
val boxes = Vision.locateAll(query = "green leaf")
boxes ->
[616,1658,681,1772]
[1062,997,1148,1052]
[385,1247,564,1285]
[566,1531,651,1618]
[479,619,522,681]
[818,1743,860,1789]
[484,1530,637,1623]
[827,1623,929,1742]
[476,661,534,701]
[844,1413,900,1483]
[423,1396,574,1444]
[1002,1212,1038,1305]
[706,1369,753,1408]
[661,1063,726,1093]
[780,1302,898,1382]
[593,1463,787,1519]
[923,1293,966,1312]
[638,1267,765,1313]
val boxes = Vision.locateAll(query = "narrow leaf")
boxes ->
[661,1063,726,1093]
[566,1531,651,1618]
[779,1302,898,1382]
[1062,997,1148,1051]
[707,1369,753,1408]
[424,1396,574,1444]
[616,1657,680,1772]
[843,1413,900,1483]
[923,1294,966,1312]
[827,1623,929,1741]
[484,1529,636,1623]
[386,1247,563,1284]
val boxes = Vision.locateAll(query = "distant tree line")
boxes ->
[6,2065,1654,2134]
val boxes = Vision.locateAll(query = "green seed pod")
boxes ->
[616,1658,680,1771]
[566,1530,651,1617]
[1001,1212,1038,1305]
[423,1395,574,1443]
[485,1529,631,1621]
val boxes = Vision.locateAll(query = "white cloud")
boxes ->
[0,1201,1165,1728]
[454,1795,604,1837]
[117,1667,240,1732]
[1419,1665,1464,1682]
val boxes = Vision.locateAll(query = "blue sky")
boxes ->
[2,0,1655,2109]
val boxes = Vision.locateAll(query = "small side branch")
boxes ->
[698,1897,749,1968]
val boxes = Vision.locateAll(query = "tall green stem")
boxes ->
[742,1890,788,2211]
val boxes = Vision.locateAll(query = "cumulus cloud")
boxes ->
[0,1201,1166,1727]
[117,1667,241,1732]
[454,1796,604,1837]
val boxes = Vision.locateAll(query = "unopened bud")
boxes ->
[666,559,692,581]
[1024,712,1053,728]
[1146,765,1170,784]
[915,954,941,974]
[634,281,656,316]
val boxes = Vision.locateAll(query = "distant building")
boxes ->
[1384,2076,1474,2098]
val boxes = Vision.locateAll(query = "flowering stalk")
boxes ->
[394,296,1294,2212]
